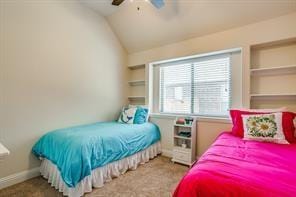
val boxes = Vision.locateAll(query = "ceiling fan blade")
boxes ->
[150,0,164,9]
[112,0,125,6]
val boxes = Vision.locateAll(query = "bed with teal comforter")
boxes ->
[32,121,161,188]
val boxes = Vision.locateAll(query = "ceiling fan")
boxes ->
[111,0,165,9]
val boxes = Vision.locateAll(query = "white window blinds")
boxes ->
[159,54,231,117]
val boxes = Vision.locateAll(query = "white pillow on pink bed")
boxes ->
[242,113,289,144]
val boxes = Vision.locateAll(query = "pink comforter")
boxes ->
[173,132,296,197]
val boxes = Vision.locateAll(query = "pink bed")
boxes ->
[173,132,296,197]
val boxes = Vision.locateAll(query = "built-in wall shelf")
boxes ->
[127,96,145,100]
[251,37,296,49]
[249,37,296,111]
[128,80,145,86]
[251,65,296,76]
[128,64,145,70]
[128,63,146,105]
[250,93,296,99]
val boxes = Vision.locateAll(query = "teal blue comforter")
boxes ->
[32,122,161,187]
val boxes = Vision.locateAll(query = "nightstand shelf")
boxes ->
[172,119,197,166]
[174,135,191,140]
[174,124,192,128]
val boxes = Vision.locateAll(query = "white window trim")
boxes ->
[149,113,231,124]
[147,47,243,118]
[150,47,242,66]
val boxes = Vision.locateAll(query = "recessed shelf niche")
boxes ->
[250,38,296,111]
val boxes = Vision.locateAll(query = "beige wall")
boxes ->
[129,12,296,156]
[0,1,127,178]
[197,121,232,155]
[151,116,232,157]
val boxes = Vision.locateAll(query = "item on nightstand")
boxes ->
[185,117,194,126]
[178,131,191,138]
[176,117,185,125]
[181,140,187,148]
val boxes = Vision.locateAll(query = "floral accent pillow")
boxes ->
[118,107,137,124]
[242,113,289,144]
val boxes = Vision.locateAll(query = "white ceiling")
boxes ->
[81,0,296,53]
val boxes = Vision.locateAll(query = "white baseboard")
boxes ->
[0,167,40,190]
[161,149,173,158]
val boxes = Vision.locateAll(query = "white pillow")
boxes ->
[118,107,137,124]
[242,113,288,144]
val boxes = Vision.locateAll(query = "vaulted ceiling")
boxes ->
[81,0,296,53]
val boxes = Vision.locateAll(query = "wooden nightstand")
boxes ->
[172,119,197,166]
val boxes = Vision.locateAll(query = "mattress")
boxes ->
[32,121,161,188]
[173,132,296,197]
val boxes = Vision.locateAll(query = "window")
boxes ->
[159,54,231,117]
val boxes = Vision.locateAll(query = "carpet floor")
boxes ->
[0,156,188,197]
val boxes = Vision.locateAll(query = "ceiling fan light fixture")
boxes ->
[112,0,164,9]
[150,0,164,9]
[112,0,125,6]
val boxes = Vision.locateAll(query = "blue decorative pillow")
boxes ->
[118,107,137,124]
[133,107,149,124]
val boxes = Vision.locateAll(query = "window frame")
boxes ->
[148,48,242,118]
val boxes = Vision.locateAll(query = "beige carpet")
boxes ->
[0,156,188,197]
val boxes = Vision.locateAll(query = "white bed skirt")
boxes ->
[39,142,162,197]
